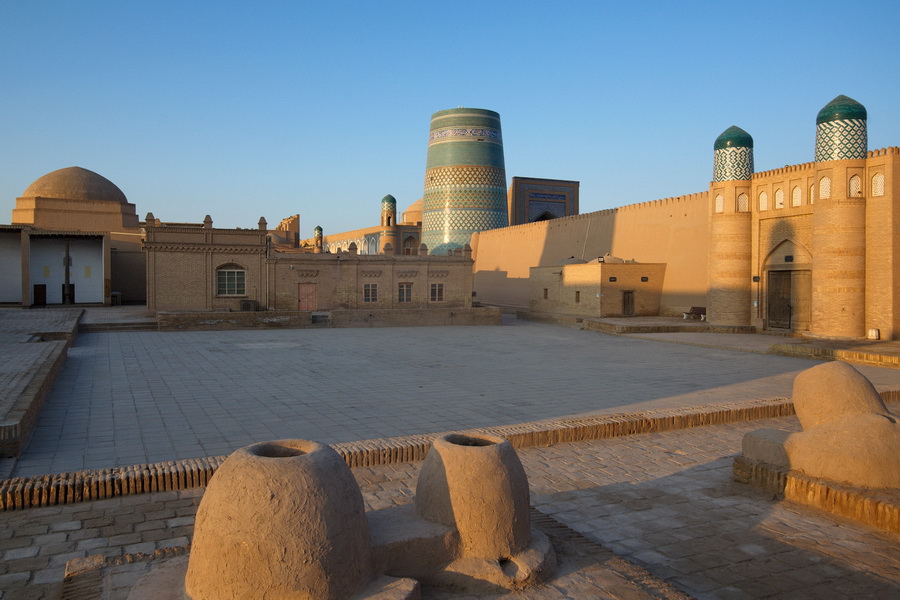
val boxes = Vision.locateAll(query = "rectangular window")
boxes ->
[364,283,378,303]
[575,291,580,303]
[217,269,246,295]
[430,283,444,302]
[543,288,548,299]
[398,282,412,303]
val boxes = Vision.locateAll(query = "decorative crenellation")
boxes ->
[396,271,418,278]
[143,244,264,254]
[867,146,900,157]
[752,161,816,179]
[815,118,867,161]
[429,270,449,278]
[360,270,382,278]
[295,270,318,278]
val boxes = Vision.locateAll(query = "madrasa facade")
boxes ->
[1,96,897,339]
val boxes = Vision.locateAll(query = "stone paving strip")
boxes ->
[1,396,803,510]
[6,393,900,512]
[2,417,898,599]
[15,319,900,477]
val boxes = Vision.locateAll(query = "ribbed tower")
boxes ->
[379,194,398,254]
[422,108,508,254]
[708,126,754,327]
[811,95,868,337]
[313,225,323,253]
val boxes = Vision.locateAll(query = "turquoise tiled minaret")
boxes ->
[713,126,754,182]
[422,108,508,254]
[815,95,867,161]
[379,194,398,254]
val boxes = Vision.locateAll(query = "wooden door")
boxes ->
[297,283,317,311]
[33,285,46,306]
[622,290,635,316]
[767,271,792,329]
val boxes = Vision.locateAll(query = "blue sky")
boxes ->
[2,1,899,234]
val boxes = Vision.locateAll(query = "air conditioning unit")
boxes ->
[240,300,258,312]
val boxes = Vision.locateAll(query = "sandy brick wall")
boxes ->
[473,193,708,314]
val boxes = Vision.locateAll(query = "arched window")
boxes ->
[758,191,768,211]
[872,172,885,197]
[714,194,724,213]
[809,184,816,204]
[736,193,749,212]
[403,236,416,255]
[775,188,784,209]
[216,264,246,296]
[791,186,802,207]
[849,175,862,197]
[819,176,831,199]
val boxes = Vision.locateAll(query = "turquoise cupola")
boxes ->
[713,126,754,182]
[815,95,867,161]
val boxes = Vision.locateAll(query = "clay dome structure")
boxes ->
[21,166,127,203]
[401,198,423,225]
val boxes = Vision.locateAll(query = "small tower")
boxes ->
[379,194,398,254]
[811,95,868,337]
[708,126,754,326]
[313,226,323,254]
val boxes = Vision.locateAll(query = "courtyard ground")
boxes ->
[1,310,899,598]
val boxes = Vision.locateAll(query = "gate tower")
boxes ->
[708,126,754,326]
[811,95,868,337]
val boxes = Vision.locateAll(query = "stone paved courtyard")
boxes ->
[2,314,900,598]
[11,317,900,476]
[2,417,898,599]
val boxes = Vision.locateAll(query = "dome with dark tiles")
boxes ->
[714,126,753,150]
[817,95,867,125]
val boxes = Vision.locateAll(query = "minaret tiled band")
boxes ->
[815,95,867,161]
[713,126,754,182]
[422,108,508,254]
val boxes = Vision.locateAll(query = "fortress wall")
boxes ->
[473,192,709,313]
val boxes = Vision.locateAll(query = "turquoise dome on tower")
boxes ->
[714,126,753,150]
[381,194,396,210]
[815,95,867,161]
[713,126,754,182]
[314,225,322,234]
[816,95,867,125]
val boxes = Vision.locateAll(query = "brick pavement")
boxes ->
[2,417,899,599]
[12,318,900,476]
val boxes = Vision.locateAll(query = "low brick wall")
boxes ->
[516,310,755,334]
[770,343,900,368]
[0,341,69,458]
[733,455,900,535]
[157,307,501,331]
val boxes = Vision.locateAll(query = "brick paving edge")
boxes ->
[732,455,900,535]
[3,390,899,511]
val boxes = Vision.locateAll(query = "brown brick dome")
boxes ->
[22,167,127,203]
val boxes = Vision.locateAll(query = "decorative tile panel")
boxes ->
[815,119,867,161]
[713,147,754,181]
